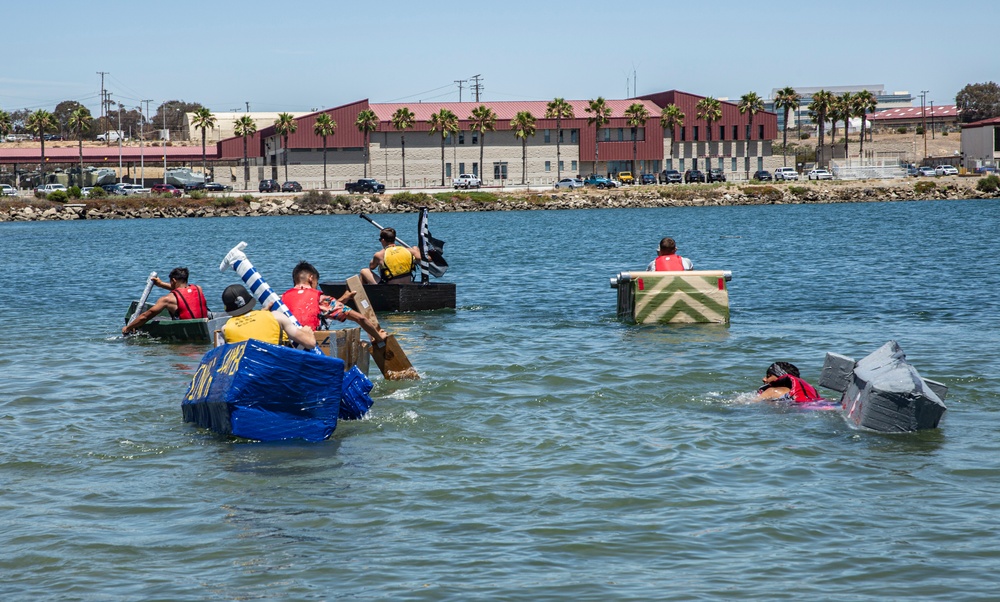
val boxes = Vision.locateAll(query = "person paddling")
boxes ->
[280,261,388,344]
[360,227,422,285]
[647,237,693,271]
[757,362,823,402]
[123,267,209,335]
[220,284,317,350]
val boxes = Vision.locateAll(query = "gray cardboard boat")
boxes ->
[819,341,947,432]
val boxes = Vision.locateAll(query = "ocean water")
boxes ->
[2,199,999,600]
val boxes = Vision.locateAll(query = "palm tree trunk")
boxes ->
[243,137,249,187]
[859,117,866,158]
[40,138,46,183]
[401,135,407,188]
[782,109,789,167]
[522,139,527,185]
[632,127,637,175]
[201,130,207,179]
[594,127,600,176]
[78,136,84,186]
[479,135,484,183]
[440,137,445,186]
[818,121,825,168]
[556,117,562,180]
[745,118,752,179]
[283,135,289,182]
[844,117,850,159]
[322,136,328,189]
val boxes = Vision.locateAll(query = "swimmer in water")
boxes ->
[757,361,823,402]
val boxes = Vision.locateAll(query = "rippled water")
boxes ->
[3,199,1000,600]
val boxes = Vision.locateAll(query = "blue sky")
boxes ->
[3,0,996,116]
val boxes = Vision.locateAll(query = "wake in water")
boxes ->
[708,391,841,411]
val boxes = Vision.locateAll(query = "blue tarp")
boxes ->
[182,340,346,442]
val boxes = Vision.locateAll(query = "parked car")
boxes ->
[934,165,958,176]
[345,178,386,194]
[0,184,16,196]
[707,168,726,183]
[281,181,303,193]
[553,177,584,189]
[753,170,773,181]
[204,182,233,192]
[151,183,183,197]
[906,167,919,177]
[640,173,657,185]
[617,171,634,184]
[35,183,67,194]
[659,169,682,184]
[80,187,93,197]
[773,167,799,181]
[452,173,482,189]
[184,182,206,192]
[583,174,618,189]
[684,169,705,183]
[807,169,834,181]
[975,166,998,175]
[101,183,125,195]
[259,179,281,192]
[120,184,151,195]
[917,166,936,177]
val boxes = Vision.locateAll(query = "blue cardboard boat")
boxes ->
[182,339,373,442]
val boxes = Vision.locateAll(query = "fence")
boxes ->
[829,158,907,180]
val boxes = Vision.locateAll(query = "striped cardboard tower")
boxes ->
[614,271,731,324]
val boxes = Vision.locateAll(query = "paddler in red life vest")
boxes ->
[280,261,388,344]
[647,237,693,271]
[757,362,823,403]
[360,227,422,285]
[122,267,210,335]
[220,284,317,349]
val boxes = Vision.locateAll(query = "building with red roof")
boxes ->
[867,105,960,133]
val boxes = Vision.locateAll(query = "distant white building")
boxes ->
[182,112,310,144]
[765,85,914,131]
[960,117,1000,169]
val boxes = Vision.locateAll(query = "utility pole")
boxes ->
[104,92,114,146]
[920,90,928,159]
[117,103,123,180]
[97,71,108,139]
[471,74,482,102]
[141,99,153,187]
[930,101,935,139]
[454,79,466,102]
[245,101,250,113]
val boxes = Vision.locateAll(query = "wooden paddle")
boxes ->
[346,274,418,380]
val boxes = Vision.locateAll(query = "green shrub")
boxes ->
[298,190,334,207]
[88,186,106,198]
[976,174,1000,193]
[390,191,434,205]
[212,196,242,208]
[67,185,82,199]
[740,185,783,202]
[897,127,908,134]
[47,189,68,202]
[240,194,255,203]
[914,181,937,194]
[788,186,809,195]
[799,133,811,140]
[188,190,206,200]
[942,131,948,136]
[915,126,924,135]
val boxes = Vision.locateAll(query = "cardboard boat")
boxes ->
[819,341,947,432]
[124,300,230,343]
[320,280,455,313]
[610,271,732,324]
[182,339,374,442]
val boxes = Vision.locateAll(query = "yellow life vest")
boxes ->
[380,245,414,280]
[222,310,282,345]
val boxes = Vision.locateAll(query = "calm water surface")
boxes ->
[2,199,999,600]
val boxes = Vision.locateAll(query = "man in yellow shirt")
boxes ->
[220,284,316,350]
[360,227,422,285]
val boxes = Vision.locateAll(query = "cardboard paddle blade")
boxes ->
[346,275,419,380]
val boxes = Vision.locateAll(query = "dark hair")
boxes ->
[168,267,189,283]
[659,237,677,253]
[766,361,800,378]
[292,261,319,284]
[380,228,397,243]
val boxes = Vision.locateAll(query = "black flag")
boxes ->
[417,207,448,280]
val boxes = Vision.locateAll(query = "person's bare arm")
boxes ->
[409,246,422,261]
[368,249,384,271]
[275,312,317,349]
[151,276,171,290]
[757,386,791,401]
[123,295,173,334]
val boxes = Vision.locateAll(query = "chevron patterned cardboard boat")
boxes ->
[611,271,732,324]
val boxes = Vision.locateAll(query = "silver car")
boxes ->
[553,178,584,189]
[0,184,16,196]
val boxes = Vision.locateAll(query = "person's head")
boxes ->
[291,261,319,286]
[658,237,677,255]
[764,361,800,383]
[379,228,397,246]
[221,284,257,316]
[168,267,190,287]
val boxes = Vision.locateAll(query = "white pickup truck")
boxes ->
[453,173,482,189]
[119,184,151,195]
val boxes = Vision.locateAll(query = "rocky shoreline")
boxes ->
[1,179,996,222]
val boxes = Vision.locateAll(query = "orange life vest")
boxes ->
[654,254,686,271]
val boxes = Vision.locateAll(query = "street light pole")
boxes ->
[930,101,935,140]
[117,103,123,181]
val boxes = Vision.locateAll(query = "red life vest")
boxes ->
[171,285,208,320]
[654,254,686,271]
[759,375,822,403]
[281,287,322,330]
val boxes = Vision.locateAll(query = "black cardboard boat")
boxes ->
[319,281,455,313]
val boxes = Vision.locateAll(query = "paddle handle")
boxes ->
[359,213,411,248]
[129,271,157,324]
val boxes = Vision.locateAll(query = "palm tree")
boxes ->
[585,97,611,175]
[510,111,537,185]
[660,103,685,148]
[624,102,650,176]
[313,113,337,189]
[26,110,57,185]
[391,107,415,187]
[853,90,878,159]
[234,115,257,188]
[773,86,801,167]
[274,112,297,182]
[808,90,835,168]
[738,92,764,180]
[190,107,216,181]
[468,105,496,183]
[355,109,379,178]
[68,107,93,187]
[545,98,574,180]
[835,92,854,160]
[695,97,721,172]
[428,108,459,186]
